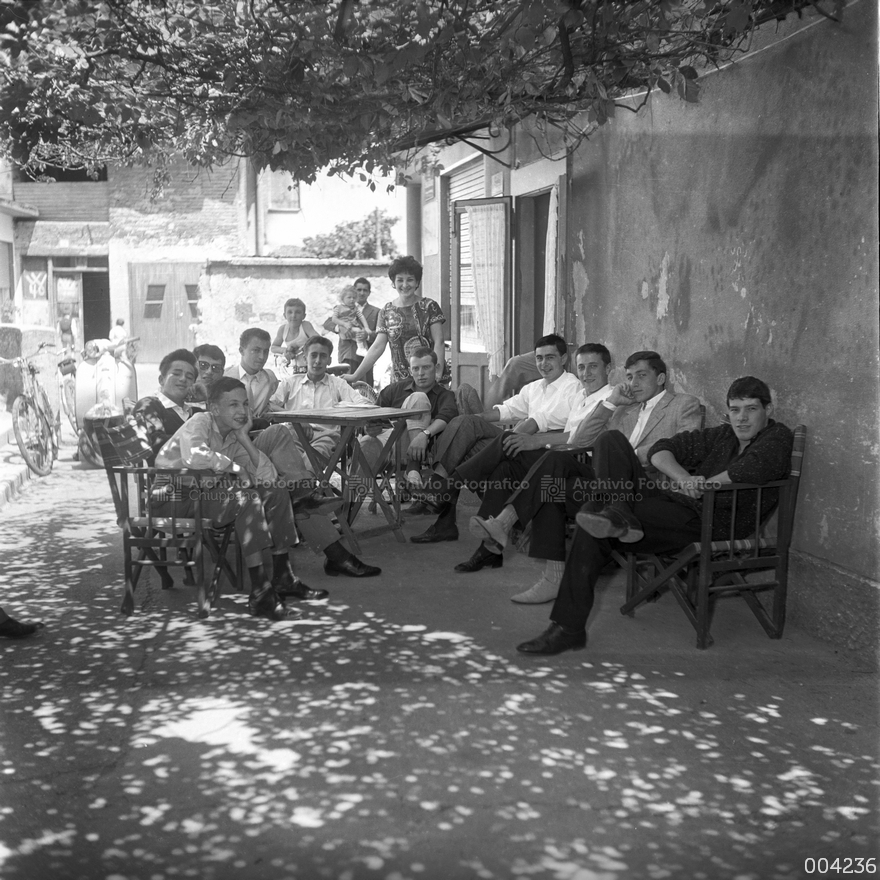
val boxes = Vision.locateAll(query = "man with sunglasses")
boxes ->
[191,344,226,406]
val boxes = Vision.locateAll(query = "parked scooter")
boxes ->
[75,337,139,467]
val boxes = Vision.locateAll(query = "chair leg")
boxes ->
[695,564,713,650]
[235,538,244,592]
[121,536,136,616]
[193,531,206,618]
[622,552,636,615]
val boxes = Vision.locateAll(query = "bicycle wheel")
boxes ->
[12,395,53,476]
[61,375,77,432]
[77,429,103,468]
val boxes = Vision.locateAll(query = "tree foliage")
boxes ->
[0,0,836,184]
[302,209,400,260]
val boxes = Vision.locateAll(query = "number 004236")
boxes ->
[804,858,876,874]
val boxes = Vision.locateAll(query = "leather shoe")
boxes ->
[272,573,329,600]
[516,623,586,655]
[575,504,644,543]
[323,555,381,577]
[0,617,41,639]
[454,544,503,573]
[248,592,303,621]
[410,521,458,543]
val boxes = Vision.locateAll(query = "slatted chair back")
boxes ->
[619,425,807,648]
[93,422,239,619]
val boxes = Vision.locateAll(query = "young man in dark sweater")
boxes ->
[515,376,794,656]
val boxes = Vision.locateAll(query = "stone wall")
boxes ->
[196,259,394,366]
[564,1,879,659]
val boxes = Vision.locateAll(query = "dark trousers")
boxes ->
[455,434,551,516]
[433,415,504,476]
[548,432,702,631]
[497,447,597,561]
[157,484,297,561]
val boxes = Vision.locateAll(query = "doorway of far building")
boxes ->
[81,271,111,342]
[50,256,111,348]
[128,263,201,363]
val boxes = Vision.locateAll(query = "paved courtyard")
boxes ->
[0,436,877,879]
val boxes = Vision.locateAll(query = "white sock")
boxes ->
[495,505,517,532]
[543,559,565,586]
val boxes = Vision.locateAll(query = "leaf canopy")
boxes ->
[0,0,823,183]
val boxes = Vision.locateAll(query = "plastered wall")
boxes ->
[565,1,878,657]
[196,260,392,365]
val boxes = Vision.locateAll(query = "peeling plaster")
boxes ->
[572,261,590,298]
[819,515,829,546]
[656,252,670,320]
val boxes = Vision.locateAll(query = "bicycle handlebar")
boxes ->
[0,341,60,366]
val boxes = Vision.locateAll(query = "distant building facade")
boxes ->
[7,160,404,362]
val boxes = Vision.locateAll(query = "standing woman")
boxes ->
[270,298,318,371]
[344,256,448,387]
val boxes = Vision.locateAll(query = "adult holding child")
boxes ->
[344,256,448,388]
[270,298,319,371]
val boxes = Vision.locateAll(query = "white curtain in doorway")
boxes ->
[542,183,558,335]
[468,202,507,378]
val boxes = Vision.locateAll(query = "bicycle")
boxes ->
[0,341,60,476]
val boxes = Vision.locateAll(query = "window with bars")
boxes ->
[143,284,165,319]
[268,171,301,212]
[185,284,200,319]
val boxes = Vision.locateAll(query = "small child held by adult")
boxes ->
[331,286,372,370]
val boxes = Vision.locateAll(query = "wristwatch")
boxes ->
[422,429,432,438]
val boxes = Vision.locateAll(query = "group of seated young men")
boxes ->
[133,326,461,622]
[135,328,793,657]
[402,335,793,657]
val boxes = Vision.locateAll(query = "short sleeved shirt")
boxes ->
[376,297,448,383]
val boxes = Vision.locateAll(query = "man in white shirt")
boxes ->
[271,335,381,578]
[465,350,702,603]
[451,343,614,576]
[272,335,365,465]
[411,334,581,544]
[224,327,278,426]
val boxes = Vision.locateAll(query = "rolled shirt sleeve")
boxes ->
[494,373,580,432]
[156,412,278,484]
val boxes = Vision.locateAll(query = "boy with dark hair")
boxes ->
[132,349,198,461]
[155,377,322,621]
[224,327,278,425]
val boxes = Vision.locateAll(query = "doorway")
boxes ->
[514,189,551,355]
[82,272,111,342]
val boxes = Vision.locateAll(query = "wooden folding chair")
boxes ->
[617,425,807,648]
[92,422,242,619]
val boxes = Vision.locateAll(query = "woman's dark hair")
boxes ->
[387,255,423,284]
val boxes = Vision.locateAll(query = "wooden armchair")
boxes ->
[617,425,807,648]
[92,422,241,619]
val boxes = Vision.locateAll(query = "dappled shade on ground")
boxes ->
[0,456,876,879]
